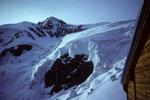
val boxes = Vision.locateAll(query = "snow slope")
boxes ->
[0,19,135,100]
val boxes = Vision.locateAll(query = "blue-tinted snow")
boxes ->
[0,20,135,100]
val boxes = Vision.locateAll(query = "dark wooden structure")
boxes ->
[121,0,150,100]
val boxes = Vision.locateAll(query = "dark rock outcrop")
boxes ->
[28,27,43,37]
[0,44,32,61]
[45,53,93,95]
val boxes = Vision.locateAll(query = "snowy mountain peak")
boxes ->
[47,16,66,24]
[37,16,66,29]
[37,17,86,37]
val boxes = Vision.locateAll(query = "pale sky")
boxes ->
[0,0,143,25]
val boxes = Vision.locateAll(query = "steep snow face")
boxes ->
[0,19,135,100]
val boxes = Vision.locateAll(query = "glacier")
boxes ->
[0,18,136,100]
